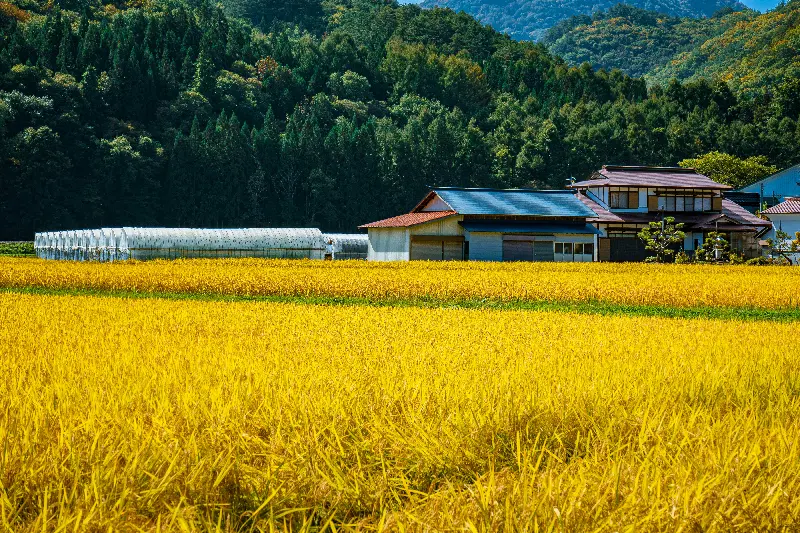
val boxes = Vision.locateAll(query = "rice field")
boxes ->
[1,258,799,531]
[2,257,800,309]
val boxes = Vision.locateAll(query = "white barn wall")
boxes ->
[409,217,464,236]
[367,228,409,261]
[420,196,452,212]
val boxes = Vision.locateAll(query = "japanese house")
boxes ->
[570,166,772,261]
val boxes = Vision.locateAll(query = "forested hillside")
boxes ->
[417,0,746,40]
[542,5,757,78]
[1,0,799,240]
[648,0,800,93]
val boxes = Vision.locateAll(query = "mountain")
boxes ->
[1,0,799,240]
[541,4,758,79]
[417,0,748,40]
[648,0,800,93]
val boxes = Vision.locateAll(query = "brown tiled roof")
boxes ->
[570,166,731,190]
[720,199,772,227]
[763,199,800,215]
[575,192,624,223]
[359,210,456,229]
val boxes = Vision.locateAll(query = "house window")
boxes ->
[657,194,715,212]
[609,190,639,209]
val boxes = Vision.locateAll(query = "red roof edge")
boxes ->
[359,210,457,229]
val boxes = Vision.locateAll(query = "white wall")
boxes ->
[767,214,800,241]
[420,195,452,212]
[367,228,410,261]
[409,216,464,236]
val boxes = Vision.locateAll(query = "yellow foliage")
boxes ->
[2,257,800,309]
[1,292,799,530]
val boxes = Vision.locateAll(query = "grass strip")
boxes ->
[3,286,799,322]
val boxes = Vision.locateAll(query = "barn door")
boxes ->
[503,240,533,262]
[533,241,554,262]
[443,241,464,261]
[411,240,444,261]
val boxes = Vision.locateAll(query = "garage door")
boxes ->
[411,240,444,261]
[533,241,554,262]
[410,238,464,261]
[503,240,554,262]
[503,240,532,262]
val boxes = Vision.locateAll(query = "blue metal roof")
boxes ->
[433,188,598,218]
[461,221,601,235]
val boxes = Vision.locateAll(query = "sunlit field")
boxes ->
[2,256,800,309]
[1,258,799,531]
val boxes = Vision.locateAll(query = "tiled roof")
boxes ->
[570,166,731,190]
[359,210,456,228]
[575,193,624,223]
[763,199,800,215]
[430,188,598,218]
[721,199,772,226]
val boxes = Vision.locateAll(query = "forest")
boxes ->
[1,0,799,239]
[541,5,756,78]
[543,1,800,89]
[417,0,745,40]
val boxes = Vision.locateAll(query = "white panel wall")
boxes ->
[420,195,452,212]
[409,216,464,236]
[767,214,800,241]
[367,228,409,261]
[468,232,503,262]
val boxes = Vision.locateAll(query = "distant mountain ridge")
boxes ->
[540,1,800,93]
[418,0,748,40]
[541,4,758,79]
[647,0,800,93]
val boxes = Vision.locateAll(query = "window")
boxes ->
[584,243,594,256]
[609,190,639,209]
[657,194,714,212]
[609,191,628,209]
[574,243,583,255]
[563,243,573,255]
[554,243,564,254]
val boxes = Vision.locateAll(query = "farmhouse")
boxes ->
[569,166,771,261]
[359,187,600,262]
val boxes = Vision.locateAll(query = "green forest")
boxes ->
[418,0,745,40]
[542,1,800,89]
[542,5,757,78]
[1,0,799,240]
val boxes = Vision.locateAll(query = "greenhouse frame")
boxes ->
[34,228,368,262]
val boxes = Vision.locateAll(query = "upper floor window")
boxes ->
[657,195,712,212]
[609,189,639,209]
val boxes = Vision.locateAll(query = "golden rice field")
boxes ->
[2,288,800,531]
[2,256,800,309]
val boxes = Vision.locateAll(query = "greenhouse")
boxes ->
[322,234,369,260]
[34,227,369,262]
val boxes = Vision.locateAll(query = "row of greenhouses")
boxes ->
[34,228,368,261]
